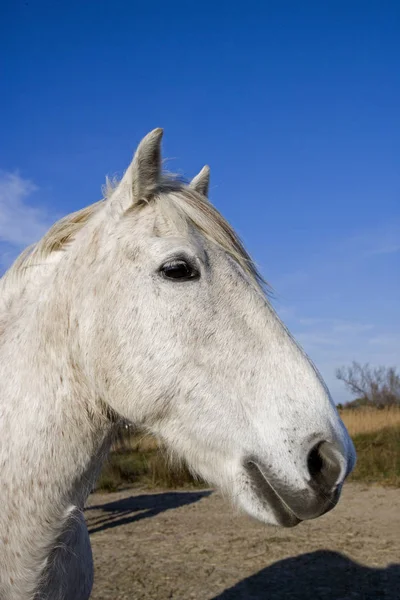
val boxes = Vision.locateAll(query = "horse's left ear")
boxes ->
[189,165,210,198]
[108,128,163,212]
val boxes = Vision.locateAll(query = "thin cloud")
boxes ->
[276,305,399,404]
[367,243,400,256]
[343,222,400,259]
[0,171,53,247]
[270,217,399,405]
[274,220,400,298]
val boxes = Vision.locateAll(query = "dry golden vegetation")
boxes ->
[339,406,400,436]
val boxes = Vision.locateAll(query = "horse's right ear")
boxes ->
[189,165,210,198]
[107,128,163,213]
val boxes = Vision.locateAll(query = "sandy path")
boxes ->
[86,483,400,599]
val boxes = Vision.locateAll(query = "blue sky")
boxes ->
[1,1,399,403]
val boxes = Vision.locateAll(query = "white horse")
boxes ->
[0,129,356,600]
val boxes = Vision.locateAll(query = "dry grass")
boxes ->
[338,407,400,487]
[112,430,159,453]
[96,431,203,492]
[340,406,400,436]
[351,427,400,486]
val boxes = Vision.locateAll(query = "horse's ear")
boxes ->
[189,165,210,198]
[108,128,163,211]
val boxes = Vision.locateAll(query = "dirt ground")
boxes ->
[86,483,400,599]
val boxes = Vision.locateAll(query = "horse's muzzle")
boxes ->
[244,439,348,526]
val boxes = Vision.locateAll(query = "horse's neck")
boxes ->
[0,293,112,599]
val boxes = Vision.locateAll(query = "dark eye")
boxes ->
[160,259,200,281]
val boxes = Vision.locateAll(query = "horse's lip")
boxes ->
[244,460,301,528]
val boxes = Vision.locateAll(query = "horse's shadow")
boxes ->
[212,549,400,599]
[86,490,211,535]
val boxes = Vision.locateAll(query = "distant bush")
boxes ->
[336,362,400,408]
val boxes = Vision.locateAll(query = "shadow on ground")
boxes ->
[86,490,211,535]
[212,550,400,599]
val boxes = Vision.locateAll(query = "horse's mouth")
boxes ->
[244,460,302,528]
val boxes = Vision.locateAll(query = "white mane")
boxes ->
[1,174,266,316]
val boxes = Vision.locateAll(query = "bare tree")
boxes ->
[336,361,400,407]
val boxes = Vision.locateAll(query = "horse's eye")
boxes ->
[160,260,199,281]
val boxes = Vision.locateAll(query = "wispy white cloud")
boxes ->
[0,171,56,270]
[0,171,54,246]
[274,220,400,299]
[340,222,400,260]
[297,318,373,334]
[368,334,400,349]
[368,243,400,256]
[276,306,399,404]
[270,215,399,405]
[331,322,374,334]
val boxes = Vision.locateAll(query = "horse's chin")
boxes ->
[237,489,302,528]
[232,462,302,528]
[191,455,301,528]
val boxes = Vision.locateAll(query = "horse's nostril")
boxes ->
[307,443,324,480]
[307,441,343,492]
